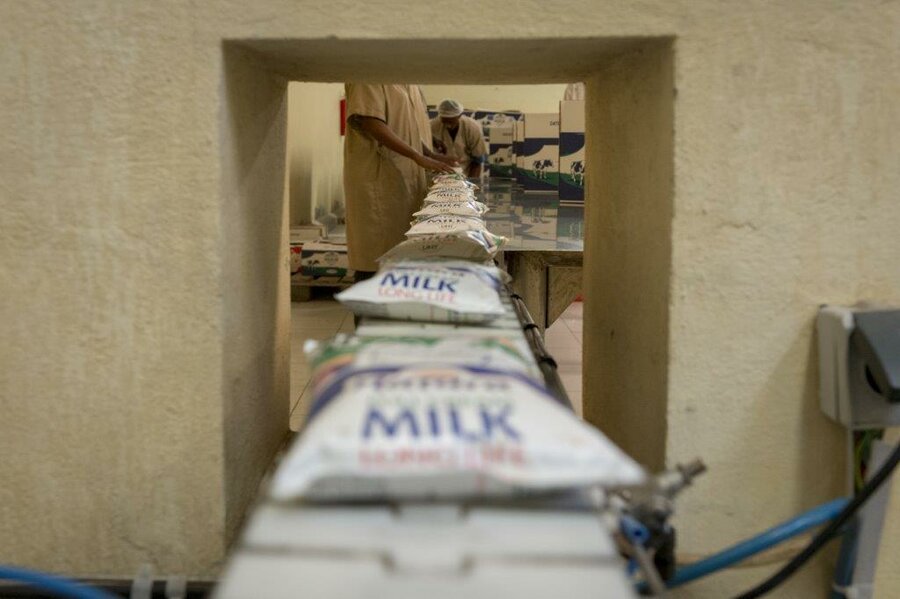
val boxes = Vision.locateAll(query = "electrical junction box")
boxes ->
[817,305,900,429]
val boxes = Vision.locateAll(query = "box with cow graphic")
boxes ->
[300,239,354,284]
[471,111,520,134]
[559,100,585,205]
[487,124,514,178]
[469,110,494,136]
[513,119,526,186]
[521,113,560,193]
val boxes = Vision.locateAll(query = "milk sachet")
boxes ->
[423,188,477,203]
[270,365,646,501]
[431,173,477,189]
[413,200,487,219]
[406,214,487,237]
[303,334,543,397]
[335,260,504,323]
[378,230,506,264]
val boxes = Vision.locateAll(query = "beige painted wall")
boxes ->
[420,84,570,113]
[583,43,673,473]
[220,45,292,555]
[286,82,345,229]
[2,2,899,596]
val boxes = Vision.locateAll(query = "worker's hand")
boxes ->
[415,154,456,173]
[432,153,460,168]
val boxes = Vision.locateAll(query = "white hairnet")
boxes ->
[438,99,463,118]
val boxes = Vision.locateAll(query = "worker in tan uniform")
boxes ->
[343,84,457,278]
[430,99,488,178]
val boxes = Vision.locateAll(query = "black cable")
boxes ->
[734,440,900,599]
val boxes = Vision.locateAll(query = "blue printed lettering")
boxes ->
[449,406,483,442]
[362,405,519,442]
[427,406,441,436]
[381,273,409,287]
[380,272,457,293]
[363,408,419,439]
[480,405,519,440]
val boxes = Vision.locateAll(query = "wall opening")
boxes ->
[220,36,675,540]
[285,81,588,426]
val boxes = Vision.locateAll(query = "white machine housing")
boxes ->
[817,305,900,429]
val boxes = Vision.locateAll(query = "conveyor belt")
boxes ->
[214,288,637,598]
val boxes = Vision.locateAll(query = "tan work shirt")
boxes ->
[343,84,432,272]
[430,115,487,170]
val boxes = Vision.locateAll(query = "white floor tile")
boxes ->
[545,322,581,369]
[560,373,582,399]
[563,301,583,319]
[289,299,348,431]
[557,363,581,376]
[546,305,583,417]
[570,327,583,344]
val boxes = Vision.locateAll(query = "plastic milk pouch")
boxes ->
[270,366,646,501]
[414,200,487,219]
[378,230,506,264]
[304,335,543,394]
[335,261,504,323]
[432,173,476,188]
[423,188,477,203]
[406,214,487,237]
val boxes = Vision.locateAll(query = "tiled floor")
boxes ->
[543,301,583,415]
[289,297,353,430]
[289,297,583,430]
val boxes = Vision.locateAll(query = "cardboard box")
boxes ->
[487,124,514,178]
[559,100,585,204]
[521,113,559,193]
[471,111,519,134]
[290,224,325,243]
[299,239,354,284]
[289,225,326,276]
[290,243,303,276]
[470,110,496,136]
[513,119,526,186]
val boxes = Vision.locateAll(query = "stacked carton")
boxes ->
[559,100,585,205]
[300,240,354,284]
[519,113,560,193]
[513,120,526,185]
[487,124,514,177]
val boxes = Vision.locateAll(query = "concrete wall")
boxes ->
[582,42,673,472]
[286,82,345,229]
[220,45,292,554]
[420,84,570,113]
[2,2,899,596]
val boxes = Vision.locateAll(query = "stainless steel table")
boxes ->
[479,179,584,332]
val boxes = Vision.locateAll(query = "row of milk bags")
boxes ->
[272,173,645,503]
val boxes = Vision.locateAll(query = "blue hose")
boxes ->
[0,564,119,599]
[665,497,850,589]
[830,517,860,599]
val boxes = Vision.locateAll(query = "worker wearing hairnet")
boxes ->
[343,84,457,276]
[430,99,488,178]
